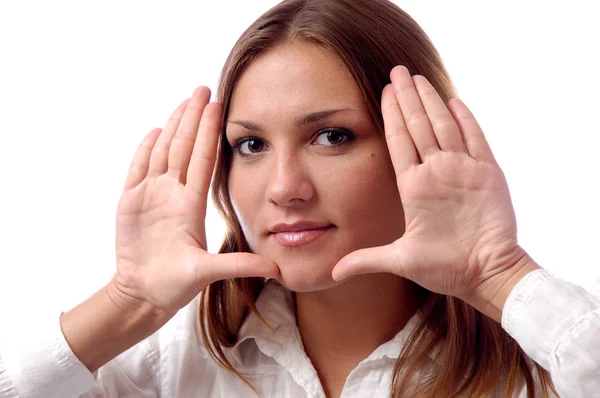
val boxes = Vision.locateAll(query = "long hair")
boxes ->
[199,0,558,396]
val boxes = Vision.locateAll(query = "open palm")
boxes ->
[112,87,278,315]
[332,66,527,302]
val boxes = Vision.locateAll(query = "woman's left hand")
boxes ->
[331,65,541,322]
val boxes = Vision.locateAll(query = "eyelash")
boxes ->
[230,128,355,158]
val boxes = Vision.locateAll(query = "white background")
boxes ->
[1,1,599,337]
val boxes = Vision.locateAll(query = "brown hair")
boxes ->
[199,0,558,396]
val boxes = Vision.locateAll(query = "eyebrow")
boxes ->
[227,108,351,132]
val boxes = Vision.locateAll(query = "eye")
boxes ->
[313,128,354,147]
[232,138,266,157]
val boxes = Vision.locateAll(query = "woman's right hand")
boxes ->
[110,86,279,317]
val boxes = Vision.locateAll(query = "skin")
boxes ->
[226,41,406,292]
[224,40,541,396]
[226,41,419,396]
[104,32,540,397]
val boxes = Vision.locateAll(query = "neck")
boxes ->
[295,274,418,397]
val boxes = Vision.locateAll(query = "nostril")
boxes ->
[267,180,315,206]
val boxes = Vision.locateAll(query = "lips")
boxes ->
[269,221,334,247]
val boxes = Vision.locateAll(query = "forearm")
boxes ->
[500,267,600,395]
[60,279,172,373]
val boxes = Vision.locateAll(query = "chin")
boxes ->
[271,258,340,293]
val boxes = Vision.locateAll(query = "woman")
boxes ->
[1,0,598,397]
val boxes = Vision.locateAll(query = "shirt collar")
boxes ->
[233,279,297,357]
[231,280,438,366]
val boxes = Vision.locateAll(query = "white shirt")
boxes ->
[1,269,599,397]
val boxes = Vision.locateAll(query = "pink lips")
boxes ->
[269,221,333,247]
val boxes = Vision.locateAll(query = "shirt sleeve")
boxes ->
[502,268,600,397]
[0,312,161,398]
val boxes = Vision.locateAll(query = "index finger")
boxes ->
[186,102,222,199]
[381,83,420,178]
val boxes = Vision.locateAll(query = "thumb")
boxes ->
[202,252,280,284]
[331,242,406,281]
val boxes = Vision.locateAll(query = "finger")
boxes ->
[331,243,405,281]
[201,252,280,284]
[186,102,222,198]
[447,98,497,163]
[413,75,466,153]
[167,86,212,183]
[381,84,419,176]
[147,98,189,176]
[390,65,440,161]
[123,128,162,190]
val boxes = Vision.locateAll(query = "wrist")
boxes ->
[105,276,175,323]
[61,279,174,373]
[464,252,542,323]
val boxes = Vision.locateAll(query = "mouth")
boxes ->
[268,221,334,247]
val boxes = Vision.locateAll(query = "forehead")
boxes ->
[228,41,366,120]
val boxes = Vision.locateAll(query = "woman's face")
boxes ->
[226,41,405,292]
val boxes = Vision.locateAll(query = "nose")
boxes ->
[266,152,315,206]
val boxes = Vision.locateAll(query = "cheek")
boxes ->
[327,151,399,207]
[325,150,404,242]
[228,162,265,245]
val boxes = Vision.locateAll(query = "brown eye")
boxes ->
[235,138,265,156]
[246,139,264,152]
[326,131,344,145]
[314,129,354,147]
